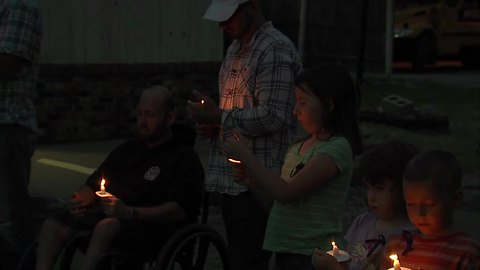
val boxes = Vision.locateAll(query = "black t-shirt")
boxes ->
[85,138,204,223]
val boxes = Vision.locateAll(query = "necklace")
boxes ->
[299,137,317,154]
[299,132,331,155]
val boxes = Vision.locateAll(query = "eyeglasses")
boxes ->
[290,162,304,177]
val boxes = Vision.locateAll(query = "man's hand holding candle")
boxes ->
[67,186,96,218]
[101,196,136,220]
[187,90,222,139]
[68,192,88,218]
[186,90,222,125]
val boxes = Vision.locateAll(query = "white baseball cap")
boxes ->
[203,0,250,22]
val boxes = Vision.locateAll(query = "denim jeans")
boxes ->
[0,124,36,256]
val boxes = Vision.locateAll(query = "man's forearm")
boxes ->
[229,105,291,137]
[133,202,186,224]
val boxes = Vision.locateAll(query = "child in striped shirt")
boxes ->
[383,150,480,270]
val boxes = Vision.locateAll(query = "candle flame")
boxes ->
[389,254,398,261]
[101,179,105,187]
[228,158,242,164]
[332,241,336,246]
[201,100,205,104]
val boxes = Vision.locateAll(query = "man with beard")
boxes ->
[35,85,204,270]
[187,0,301,269]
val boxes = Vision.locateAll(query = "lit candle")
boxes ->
[201,99,205,105]
[326,240,350,263]
[332,241,339,257]
[228,158,242,164]
[95,178,112,198]
[389,254,401,270]
[100,178,106,194]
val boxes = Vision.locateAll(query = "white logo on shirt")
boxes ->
[144,166,160,181]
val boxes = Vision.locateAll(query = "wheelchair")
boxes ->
[17,192,229,270]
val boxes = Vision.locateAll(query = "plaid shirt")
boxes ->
[0,0,42,131]
[206,21,302,195]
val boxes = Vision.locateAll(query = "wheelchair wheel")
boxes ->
[155,224,228,270]
[16,243,37,270]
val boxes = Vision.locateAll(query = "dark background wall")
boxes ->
[264,0,387,71]
[36,63,219,143]
[36,1,386,143]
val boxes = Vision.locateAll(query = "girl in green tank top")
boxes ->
[223,64,362,270]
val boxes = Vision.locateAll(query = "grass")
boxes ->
[358,76,480,173]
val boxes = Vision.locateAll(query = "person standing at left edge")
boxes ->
[0,0,42,267]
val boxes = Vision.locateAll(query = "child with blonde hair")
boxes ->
[384,150,480,269]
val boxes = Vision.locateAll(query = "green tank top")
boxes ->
[263,136,353,255]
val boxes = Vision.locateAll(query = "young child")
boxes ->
[223,64,362,270]
[383,150,480,270]
[312,140,419,270]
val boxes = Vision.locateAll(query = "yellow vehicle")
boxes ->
[394,0,480,71]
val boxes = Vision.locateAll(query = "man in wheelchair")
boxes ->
[34,85,205,270]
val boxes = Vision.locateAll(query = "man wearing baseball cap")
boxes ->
[188,0,302,269]
[203,0,250,22]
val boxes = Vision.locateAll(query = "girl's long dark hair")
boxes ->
[295,64,363,155]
